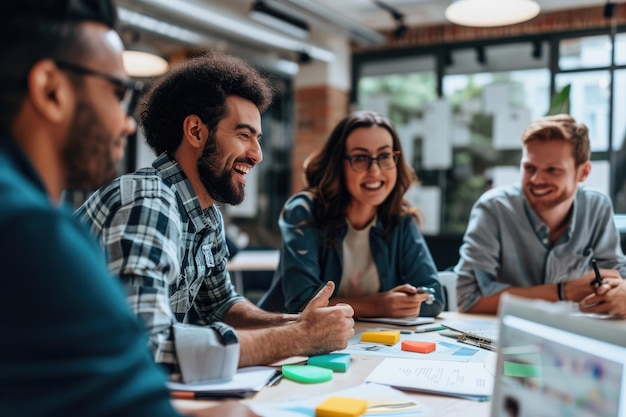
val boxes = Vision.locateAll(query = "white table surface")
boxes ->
[173,311,497,417]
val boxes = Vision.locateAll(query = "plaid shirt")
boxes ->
[76,153,243,381]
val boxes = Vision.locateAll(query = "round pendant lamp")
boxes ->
[445,0,540,27]
[122,50,169,78]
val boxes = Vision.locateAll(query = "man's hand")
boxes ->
[579,277,626,317]
[298,281,355,355]
[563,268,622,301]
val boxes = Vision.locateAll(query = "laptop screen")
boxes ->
[491,295,626,417]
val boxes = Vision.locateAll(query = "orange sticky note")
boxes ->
[401,340,436,353]
[315,396,368,417]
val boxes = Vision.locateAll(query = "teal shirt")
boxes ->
[0,134,181,417]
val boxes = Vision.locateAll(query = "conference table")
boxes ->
[172,311,497,417]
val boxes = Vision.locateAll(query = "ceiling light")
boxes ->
[445,0,540,27]
[275,0,384,46]
[250,0,309,40]
[122,50,169,77]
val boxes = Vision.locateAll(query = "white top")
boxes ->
[338,217,380,297]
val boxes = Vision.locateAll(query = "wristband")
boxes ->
[557,281,565,301]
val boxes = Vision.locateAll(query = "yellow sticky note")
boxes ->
[360,330,400,345]
[315,396,368,417]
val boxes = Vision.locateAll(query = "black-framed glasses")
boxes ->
[54,60,143,115]
[344,151,401,172]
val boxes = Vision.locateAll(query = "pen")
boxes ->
[266,370,283,387]
[415,325,447,333]
[591,258,603,287]
[170,390,253,400]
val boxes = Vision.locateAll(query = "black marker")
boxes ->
[591,258,603,288]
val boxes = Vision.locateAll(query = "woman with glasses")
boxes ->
[259,111,444,318]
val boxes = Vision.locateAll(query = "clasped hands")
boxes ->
[573,269,626,317]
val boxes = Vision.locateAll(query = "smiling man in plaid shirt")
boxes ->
[76,51,355,384]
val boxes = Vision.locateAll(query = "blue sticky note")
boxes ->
[453,347,478,356]
[307,353,351,372]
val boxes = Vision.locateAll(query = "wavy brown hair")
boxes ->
[521,114,590,166]
[304,110,420,246]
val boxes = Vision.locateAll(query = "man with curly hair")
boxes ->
[77,51,354,384]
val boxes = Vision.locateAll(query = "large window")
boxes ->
[357,56,437,123]
[355,42,551,235]
[441,66,550,234]
[354,30,626,238]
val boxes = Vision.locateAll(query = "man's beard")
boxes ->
[197,134,245,205]
[523,185,570,211]
[64,100,118,190]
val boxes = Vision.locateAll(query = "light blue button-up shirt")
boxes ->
[455,184,626,312]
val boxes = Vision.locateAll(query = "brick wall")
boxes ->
[357,5,625,50]
[291,86,349,194]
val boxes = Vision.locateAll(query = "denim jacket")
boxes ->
[259,192,444,316]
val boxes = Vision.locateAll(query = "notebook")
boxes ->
[490,294,626,417]
[166,366,277,398]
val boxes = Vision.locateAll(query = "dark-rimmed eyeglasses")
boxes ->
[344,151,400,172]
[54,60,143,116]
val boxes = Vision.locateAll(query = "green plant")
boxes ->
[546,84,571,116]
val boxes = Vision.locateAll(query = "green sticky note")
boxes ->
[282,364,333,383]
[503,361,541,378]
[307,353,351,372]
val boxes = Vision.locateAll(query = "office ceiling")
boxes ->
[116,0,622,75]
[310,0,617,29]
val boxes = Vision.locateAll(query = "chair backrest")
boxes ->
[437,270,458,312]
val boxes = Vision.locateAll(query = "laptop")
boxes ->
[490,294,626,417]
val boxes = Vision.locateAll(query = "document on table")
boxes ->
[365,358,493,401]
[251,382,426,417]
[167,366,276,397]
[356,316,435,326]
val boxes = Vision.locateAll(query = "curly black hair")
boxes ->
[140,50,274,155]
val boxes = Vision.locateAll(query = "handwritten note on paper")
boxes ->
[365,358,493,400]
